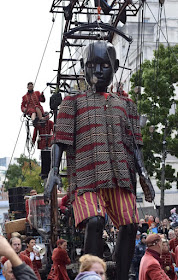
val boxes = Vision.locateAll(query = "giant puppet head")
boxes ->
[81,41,119,92]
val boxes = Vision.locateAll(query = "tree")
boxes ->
[130,44,178,219]
[4,154,44,193]
[17,160,44,193]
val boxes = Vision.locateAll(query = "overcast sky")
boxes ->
[0,1,62,161]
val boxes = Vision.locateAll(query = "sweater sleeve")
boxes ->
[175,246,178,266]
[52,249,71,265]
[21,96,27,113]
[12,262,37,280]
[147,263,170,280]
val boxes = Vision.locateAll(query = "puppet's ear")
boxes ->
[114,59,119,73]
[80,58,84,69]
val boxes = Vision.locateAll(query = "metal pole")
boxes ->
[160,121,167,220]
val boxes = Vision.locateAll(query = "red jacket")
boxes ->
[21,249,42,280]
[169,238,178,253]
[161,251,176,280]
[47,265,55,280]
[21,91,45,116]
[175,245,178,267]
[139,249,170,280]
[32,120,54,150]
[52,247,71,280]
[1,253,33,269]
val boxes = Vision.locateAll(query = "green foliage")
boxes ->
[4,154,44,193]
[60,167,69,191]
[4,164,22,190]
[17,161,44,193]
[130,44,178,190]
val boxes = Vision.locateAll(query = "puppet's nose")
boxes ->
[95,64,101,73]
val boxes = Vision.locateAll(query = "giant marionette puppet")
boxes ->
[44,41,155,280]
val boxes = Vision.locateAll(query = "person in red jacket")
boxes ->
[32,113,54,180]
[1,237,33,269]
[139,234,170,280]
[21,82,46,126]
[0,235,37,280]
[51,239,71,280]
[21,237,42,280]
[161,240,177,280]
[169,227,178,253]
[175,245,178,267]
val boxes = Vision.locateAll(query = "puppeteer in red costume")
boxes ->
[50,239,71,280]
[32,113,54,179]
[21,82,46,126]
[21,237,42,280]
[169,227,178,253]
[161,240,177,280]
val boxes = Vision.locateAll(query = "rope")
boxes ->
[151,2,163,125]
[3,118,25,187]
[145,2,178,63]
[34,13,58,87]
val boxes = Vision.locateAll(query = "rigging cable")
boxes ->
[34,12,58,87]
[134,0,146,111]
[5,12,58,187]
[25,12,58,157]
[152,1,163,125]
[3,120,25,186]
[145,2,178,63]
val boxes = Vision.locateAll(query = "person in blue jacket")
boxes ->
[132,234,147,279]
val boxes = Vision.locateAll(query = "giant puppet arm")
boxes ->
[44,143,64,203]
[134,145,148,178]
[134,145,155,203]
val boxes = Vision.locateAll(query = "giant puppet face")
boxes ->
[81,41,119,92]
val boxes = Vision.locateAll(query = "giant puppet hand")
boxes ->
[44,143,64,203]
[44,168,62,203]
[134,146,155,203]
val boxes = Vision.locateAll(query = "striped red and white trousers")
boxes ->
[72,187,139,228]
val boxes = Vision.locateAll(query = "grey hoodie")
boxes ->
[75,271,101,280]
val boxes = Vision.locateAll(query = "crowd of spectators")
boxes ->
[0,235,107,280]
[1,209,178,280]
[131,212,178,280]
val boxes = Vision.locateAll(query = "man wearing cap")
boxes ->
[139,234,170,280]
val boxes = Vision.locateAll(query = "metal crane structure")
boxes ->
[47,0,145,95]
